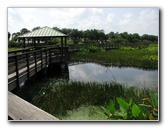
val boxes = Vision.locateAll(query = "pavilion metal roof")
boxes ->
[17,26,67,38]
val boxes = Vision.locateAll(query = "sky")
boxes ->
[8,7,159,36]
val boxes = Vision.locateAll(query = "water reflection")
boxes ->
[69,62,158,87]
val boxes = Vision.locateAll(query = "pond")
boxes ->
[16,62,158,120]
[69,62,158,88]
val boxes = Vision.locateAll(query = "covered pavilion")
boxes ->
[17,26,68,49]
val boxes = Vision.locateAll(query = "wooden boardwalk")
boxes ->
[8,46,68,120]
[8,91,59,120]
[8,44,119,120]
[8,46,69,91]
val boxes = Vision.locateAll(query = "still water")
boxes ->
[69,62,158,87]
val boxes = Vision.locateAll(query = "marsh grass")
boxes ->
[70,45,158,70]
[8,47,21,51]
[16,78,157,120]
[60,105,107,120]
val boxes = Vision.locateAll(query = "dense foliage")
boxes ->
[101,93,158,120]
[70,44,158,70]
[16,79,157,120]
[8,26,158,48]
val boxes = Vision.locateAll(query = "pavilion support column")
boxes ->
[65,37,67,47]
[33,38,37,50]
[64,37,68,60]
[61,37,63,47]
[60,37,64,62]
[38,39,40,44]
[23,38,26,48]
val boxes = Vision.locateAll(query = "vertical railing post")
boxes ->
[41,50,43,69]
[34,51,37,73]
[66,46,69,61]
[26,53,30,78]
[45,49,48,66]
[61,37,63,62]
[49,48,52,63]
[15,55,20,90]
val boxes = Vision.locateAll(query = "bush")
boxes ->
[101,93,158,120]
[67,40,74,45]
[51,38,61,44]
[8,40,23,48]
[120,46,136,51]
[78,42,84,45]
[79,48,89,54]
[87,45,98,52]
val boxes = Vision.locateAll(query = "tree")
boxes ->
[107,32,116,39]
[12,32,21,41]
[141,34,158,42]
[32,26,40,31]
[8,32,11,40]
[52,27,61,32]
[131,33,140,43]
[20,28,30,35]
[120,32,129,40]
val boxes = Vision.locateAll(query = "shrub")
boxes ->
[87,45,98,52]
[78,42,84,45]
[101,92,158,120]
[8,40,23,48]
[67,40,74,45]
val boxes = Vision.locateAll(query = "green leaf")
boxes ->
[132,103,141,117]
[150,93,158,108]
[149,113,154,120]
[129,98,133,106]
[108,100,116,114]
[139,103,152,108]
[101,106,110,116]
[116,97,130,113]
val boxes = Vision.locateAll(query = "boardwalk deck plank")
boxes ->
[8,91,59,120]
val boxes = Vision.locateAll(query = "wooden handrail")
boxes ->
[8,46,69,91]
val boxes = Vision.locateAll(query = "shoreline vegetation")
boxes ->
[14,43,158,120]
[17,79,158,120]
[9,27,159,120]
[70,44,158,70]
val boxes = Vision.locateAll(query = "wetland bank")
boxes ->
[16,44,158,120]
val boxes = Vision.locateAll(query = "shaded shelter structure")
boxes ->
[8,27,69,120]
[17,26,68,49]
[8,26,69,91]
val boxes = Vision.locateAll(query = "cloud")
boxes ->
[8,8,159,35]
[117,8,158,35]
[107,12,115,23]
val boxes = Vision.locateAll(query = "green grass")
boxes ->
[8,47,21,51]
[13,44,158,120]
[70,44,158,70]
[60,105,107,120]
[16,79,157,120]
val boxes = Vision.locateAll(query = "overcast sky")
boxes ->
[8,8,159,36]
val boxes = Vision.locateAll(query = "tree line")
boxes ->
[8,26,158,45]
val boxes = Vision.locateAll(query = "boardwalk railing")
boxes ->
[68,43,119,52]
[8,46,69,91]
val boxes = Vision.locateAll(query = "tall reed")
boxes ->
[16,79,157,119]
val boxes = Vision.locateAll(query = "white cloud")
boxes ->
[8,8,159,35]
[123,12,133,19]
[117,9,158,35]
[107,13,115,23]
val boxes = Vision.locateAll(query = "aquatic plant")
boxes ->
[101,92,158,120]
[71,44,158,70]
[16,79,157,119]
